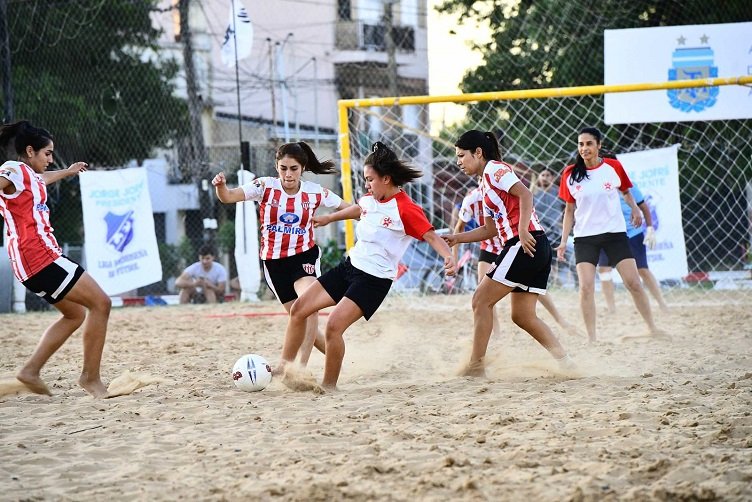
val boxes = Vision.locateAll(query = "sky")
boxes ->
[426,0,491,133]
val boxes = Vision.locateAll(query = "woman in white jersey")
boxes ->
[212,142,351,367]
[556,127,666,342]
[443,130,573,377]
[277,142,457,390]
[0,121,111,398]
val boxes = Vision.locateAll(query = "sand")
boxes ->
[1,290,751,501]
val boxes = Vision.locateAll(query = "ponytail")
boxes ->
[454,129,501,161]
[276,141,336,175]
[364,141,422,187]
[0,120,53,158]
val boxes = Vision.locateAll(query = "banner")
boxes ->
[79,168,162,295]
[616,145,688,282]
[604,22,752,124]
[234,170,260,301]
[220,0,253,68]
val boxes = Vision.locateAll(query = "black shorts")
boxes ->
[262,246,320,304]
[318,257,392,320]
[575,232,633,267]
[487,231,551,294]
[597,232,648,269]
[22,256,85,305]
[478,249,499,265]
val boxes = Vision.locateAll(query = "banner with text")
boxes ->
[604,22,752,124]
[79,168,162,295]
[617,145,688,282]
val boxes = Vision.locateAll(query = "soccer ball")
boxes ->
[231,354,273,392]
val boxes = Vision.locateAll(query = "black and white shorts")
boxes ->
[487,231,551,294]
[262,246,320,304]
[575,232,633,267]
[318,257,392,321]
[22,255,85,305]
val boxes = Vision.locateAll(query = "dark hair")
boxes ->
[569,126,602,184]
[198,244,216,257]
[363,141,422,187]
[0,120,53,159]
[454,130,501,162]
[276,141,336,175]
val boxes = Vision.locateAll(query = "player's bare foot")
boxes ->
[79,376,109,398]
[650,329,672,341]
[561,320,584,338]
[459,360,486,377]
[16,371,52,396]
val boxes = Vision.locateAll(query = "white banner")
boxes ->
[220,0,253,68]
[234,169,260,301]
[79,168,162,295]
[604,22,752,124]
[616,145,688,281]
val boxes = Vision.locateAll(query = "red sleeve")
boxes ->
[607,158,633,192]
[397,193,433,240]
[558,165,576,203]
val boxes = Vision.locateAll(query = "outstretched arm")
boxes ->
[42,162,88,186]
[212,172,247,204]
[313,203,361,227]
[443,216,497,247]
[423,229,457,277]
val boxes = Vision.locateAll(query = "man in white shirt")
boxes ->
[175,244,227,304]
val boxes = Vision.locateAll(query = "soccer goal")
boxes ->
[336,76,752,303]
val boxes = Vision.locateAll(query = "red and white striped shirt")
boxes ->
[482,160,544,246]
[458,186,503,255]
[0,161,62,281]
[241,177,343,260]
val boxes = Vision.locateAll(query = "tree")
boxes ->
[2,0,188,167]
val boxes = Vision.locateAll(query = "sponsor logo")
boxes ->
[266,224,306,235]
[279,212,300,224]
[667,35,719,113]
[104,210,135,253]
[35,203,49,212]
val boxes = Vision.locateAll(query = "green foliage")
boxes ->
[158,242,181,278]
[177,236,196,270]
[3,0,188,167]
[319,239,344,274]
[217,220,236,256]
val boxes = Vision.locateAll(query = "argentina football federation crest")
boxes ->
[667,35,719,113]
[104,210,135,253]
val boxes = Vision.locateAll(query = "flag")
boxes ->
[221,0,253,68]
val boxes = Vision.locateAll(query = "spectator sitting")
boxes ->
[175,244,227,304]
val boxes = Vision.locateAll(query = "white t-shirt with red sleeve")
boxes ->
[348,191,433,280]
[241,177,343,260]
[558,157,633,238]
[481,160,544,246]
[0,161,62,281]
[458,186,503,255]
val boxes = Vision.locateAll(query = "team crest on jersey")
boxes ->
[0,167,16,177]
[575,184,582,192]
[603,182,613,191]
[303,263,315,275]
[381,216,393,227]
[104,210,135,253]
[253,179,262,188]
[301,202,311,209]
[279,212,300,224]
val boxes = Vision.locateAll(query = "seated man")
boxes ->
[175,244,227,304]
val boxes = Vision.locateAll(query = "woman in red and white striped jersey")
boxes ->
[0,120,111,398]
[277,142,457,391]
[213,142,351,366]
[443,130,572,376]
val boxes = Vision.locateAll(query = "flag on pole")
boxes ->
[221,0,253,68]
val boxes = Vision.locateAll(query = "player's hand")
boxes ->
[67,162,88,176]
[443,254,457,277]
[643,226,657,250]
[630,208,643,228]
[441,233,459,248]
[518,228,536,257]
[556,242,567,261]
[212,172,226,187]
[313,214,331,228]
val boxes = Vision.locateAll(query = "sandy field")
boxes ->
[1,289,751,501]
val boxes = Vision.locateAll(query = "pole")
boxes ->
[384,0,398,98]
[267,38,276,142]
[313,57,319,148]
[0,0,14,123]
[276,40,290,142]
[231,0,243,156]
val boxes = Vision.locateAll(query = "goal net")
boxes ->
[337,77,752,303]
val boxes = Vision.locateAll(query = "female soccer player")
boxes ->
[556,127,666,342]
[277,142,457,390]
[212,142,351,366]
[444,130,572,376]
[0,120,111,397]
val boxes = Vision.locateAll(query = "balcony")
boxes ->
[336,20,415,53]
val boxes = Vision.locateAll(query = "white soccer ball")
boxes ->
[231,354,273,392]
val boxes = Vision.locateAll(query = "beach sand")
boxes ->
[1,290,750,500]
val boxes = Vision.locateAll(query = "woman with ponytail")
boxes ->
[557,127,666,342]
[444,130,573,377]
[276,141,457,390]
[213,141,351,367]
[0,120,111,397]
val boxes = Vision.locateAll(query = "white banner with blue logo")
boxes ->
[79,168,162,295]
[604,22,752,124]
[615,145,688,282]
